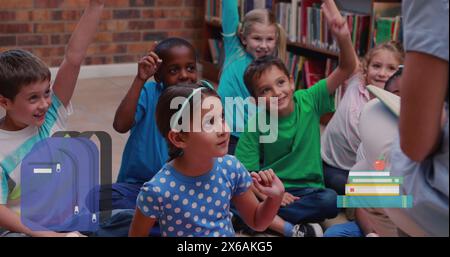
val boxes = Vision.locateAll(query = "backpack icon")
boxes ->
[21,131,112,232]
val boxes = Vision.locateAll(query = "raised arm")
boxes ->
[113,50,161,133]
[221,0,243,58]
[399,53,448,161]
[52,0,104,107]
[398,0,449,162]
[322,0,358,95]
[222,0,240,36]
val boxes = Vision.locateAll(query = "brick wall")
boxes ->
[0,0,204,67]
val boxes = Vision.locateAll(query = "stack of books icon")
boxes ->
[337,169,413,208]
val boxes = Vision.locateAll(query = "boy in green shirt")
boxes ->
[235,0,357,237]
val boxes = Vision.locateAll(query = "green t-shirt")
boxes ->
[235,79,335,189]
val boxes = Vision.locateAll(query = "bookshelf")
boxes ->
[201,0,402,84]
[287,41,338,60]
[202,0,401,125]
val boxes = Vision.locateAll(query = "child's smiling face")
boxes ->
[241,23,278,59]
[156,45,198,87]
[366,50,401,89]
[0,80,51,130]
[252,66,295,117]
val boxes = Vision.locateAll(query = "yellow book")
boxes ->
[345,184,400,196]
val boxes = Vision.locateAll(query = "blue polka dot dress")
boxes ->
[136,155,252,237]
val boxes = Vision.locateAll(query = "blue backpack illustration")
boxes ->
[21,131,112,232]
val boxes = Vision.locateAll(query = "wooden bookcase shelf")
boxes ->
[201,0,401,83]
[287,41,339,60]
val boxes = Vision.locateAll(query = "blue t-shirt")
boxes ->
[136,155,252,237]
[117,81,169,185]
[218,0,255,138]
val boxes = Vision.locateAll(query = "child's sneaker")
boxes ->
[292,223,324,237]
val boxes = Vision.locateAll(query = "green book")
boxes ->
[348,176,403,184]
[337,195,413,208]
[206,0,211,20]
[376,17,394,44]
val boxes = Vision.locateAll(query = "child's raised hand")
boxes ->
[137,49,162,82]
[322,0,350,41]
[251,169,284,199]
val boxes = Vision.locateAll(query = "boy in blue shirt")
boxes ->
[111,38,198,210]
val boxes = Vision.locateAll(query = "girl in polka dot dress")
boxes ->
[129,82,285,237]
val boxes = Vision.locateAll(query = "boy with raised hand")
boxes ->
[111,38,199,210]
[235,0,357,237]
[0,0,104,237]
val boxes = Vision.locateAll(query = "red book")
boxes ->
[304,59,326,88]
[358,15,371,56]
[301,0,321,43]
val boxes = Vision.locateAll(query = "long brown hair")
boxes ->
[362,41,405,82]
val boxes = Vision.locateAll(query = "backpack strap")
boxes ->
[52,131,112,222]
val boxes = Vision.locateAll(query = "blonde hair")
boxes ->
[362,41,405,78]
[238,9,287,62]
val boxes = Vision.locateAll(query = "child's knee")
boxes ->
[318,189,339,218]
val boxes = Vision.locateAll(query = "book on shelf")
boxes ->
[286,54,346,111]
[275,0,371,56]
[371,2,402,47]
[343,11,371,56]
[374,16,403,45]
[205,0,222,22]
[337,195,413,208]
[348,170,390,177]
[303,59,326,88]
[300,0,319,45]
[285,53,343,108]
[348,176,403,184]
[275,0,300,42]
[206,0,275,24]
[345,184,400,196]
[241,0,273,16]
[286,52,307,90]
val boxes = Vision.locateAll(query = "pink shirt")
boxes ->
[321,73,371,170]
